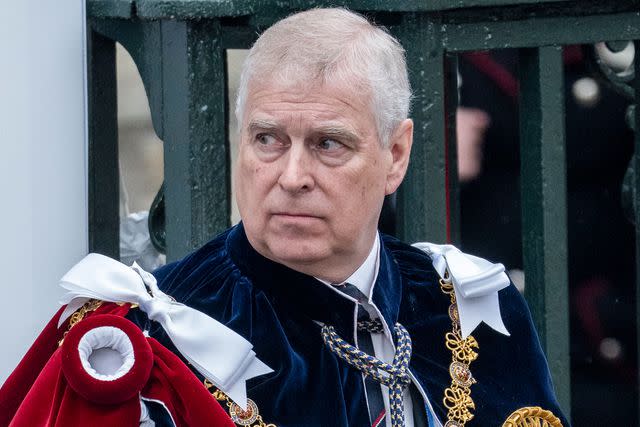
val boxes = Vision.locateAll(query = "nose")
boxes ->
[277,144,315,194]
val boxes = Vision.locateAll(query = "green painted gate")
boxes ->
[86,0,640,421]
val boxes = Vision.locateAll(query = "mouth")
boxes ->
[271,212,322,219]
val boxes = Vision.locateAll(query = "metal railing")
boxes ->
[86,1,640,421]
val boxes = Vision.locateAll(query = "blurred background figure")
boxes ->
[456,107,491,183]
[457,46,636,426]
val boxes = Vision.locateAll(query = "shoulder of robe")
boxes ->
[380,233,440,284]
[152,227,237,296]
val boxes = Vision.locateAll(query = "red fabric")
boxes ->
[60,314,154,405]
[0,302,134,425]
[2,304,234,427]
[88,302,132,319]
[143,339,235,427]
[462,46,584,102]
[563,45,584,66]
[0,307,67,425]
[9,350,140,427]
[462,51,519,101]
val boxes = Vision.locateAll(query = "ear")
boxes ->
[385,119,413,195]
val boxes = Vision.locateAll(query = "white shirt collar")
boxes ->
[315,233,380,302]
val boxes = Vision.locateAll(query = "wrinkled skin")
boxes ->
[234,80,413,283]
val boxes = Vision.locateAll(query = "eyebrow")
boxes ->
[313,125,359,143]
[247,118,360,143]
[247,118,280,134]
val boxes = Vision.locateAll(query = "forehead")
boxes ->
[244,79,374,127]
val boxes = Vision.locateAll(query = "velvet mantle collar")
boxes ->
[226,223,402,344]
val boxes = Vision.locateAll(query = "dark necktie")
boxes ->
[336,284,389,426]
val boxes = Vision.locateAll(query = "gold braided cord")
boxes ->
[502,406,563,427]
[204,379,276,427]
[58,299,103,346]
[440,275,478,427]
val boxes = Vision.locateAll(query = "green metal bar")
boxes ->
[445,54,460,245]
[161,19,230,261]
[518,46,570,417]
[293,0,573,12]
[394,13,449,244]
[87,0,635,19]
[87,0,133,18]
[220,23,258,50]
[634,39,640,425]
[443,11,640,52]
[91,19,165,140]
[90,0,580,18]
[136,0,253,18]
[87,27,120,258]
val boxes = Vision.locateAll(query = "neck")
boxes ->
[259,232,378,284]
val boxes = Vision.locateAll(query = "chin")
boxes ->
[264,235,331,267]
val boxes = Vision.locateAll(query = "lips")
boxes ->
[272,212,322,219]
[270,210,325,222]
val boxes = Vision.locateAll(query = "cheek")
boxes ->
[235,154,258,208]
[236,155,275,202]
[237,150,260,185]
[350,167,387,219]
[335,169,383,216]
[351,164,385,201]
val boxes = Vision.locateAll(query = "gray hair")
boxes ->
[234,8,412,146]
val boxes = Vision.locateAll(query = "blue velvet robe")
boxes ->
[130,223,568,426]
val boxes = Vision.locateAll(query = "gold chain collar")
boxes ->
[439,273,564,427]
[58,299,103,346]
[440,273,478,427]
[204,379,276,427]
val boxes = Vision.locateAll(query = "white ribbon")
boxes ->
[412,242,511,339]
[58,253,272,409]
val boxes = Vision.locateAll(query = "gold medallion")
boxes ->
[448,303,459,323]
[229,398,260,426]
[449,361,476,388]
[502,406,563,427]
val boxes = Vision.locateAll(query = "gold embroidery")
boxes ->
[440,274,477,427]
[58,299,103,346]
[204,379,276,427]
[502,406,563,427]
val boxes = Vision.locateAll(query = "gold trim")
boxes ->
[440,274,478,426]
[204,378,276,427]
[58,299,103,346]
[502,406,563,427]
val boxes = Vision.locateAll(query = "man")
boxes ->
[3,8,567,427]
[135,8,568,427]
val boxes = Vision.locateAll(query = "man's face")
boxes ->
[234,80,412,282]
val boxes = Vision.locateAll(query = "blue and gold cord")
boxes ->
[321,322,412,427]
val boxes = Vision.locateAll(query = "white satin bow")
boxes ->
[412,242,511,339]
[58,253,272,409]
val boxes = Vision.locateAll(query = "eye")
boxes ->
[315,138,344,151]
[256,133,278,146]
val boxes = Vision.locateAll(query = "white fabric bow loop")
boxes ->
[412,242,511,339]
[58,253,272,409]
